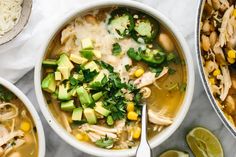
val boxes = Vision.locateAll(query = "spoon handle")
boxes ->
[136,104,152,157]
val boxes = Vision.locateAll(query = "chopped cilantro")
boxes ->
[112,43,122,56]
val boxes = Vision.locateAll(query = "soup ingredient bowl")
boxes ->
[34,0,194,156]
[0,0,32,45]
[0,77,45,157]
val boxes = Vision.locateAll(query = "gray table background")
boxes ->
[14,0,236,156]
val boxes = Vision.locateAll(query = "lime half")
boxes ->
[159,150,189,157]
[186,127,224,157]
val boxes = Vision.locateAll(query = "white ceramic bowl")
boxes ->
[0,77,45,157]
[34,1,195,156]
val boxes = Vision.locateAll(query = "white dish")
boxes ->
[34,0,195,156]
[0,77,45,157]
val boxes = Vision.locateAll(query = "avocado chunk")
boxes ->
[57,54,74,80]
[57,54,74,70]
[93,50,102,59]
[81,38,94,50]
[72,107,83,121]
[94,102,111,117]
[41,73,56,93]
[61,100,76,112]
[76,87,93,107]
[55,71,62,81]
[73,73,84,82]
[57,66,70,80]
[58,84,70,100]
[42,59,58,68]
[89,72,106,88]
[106,115,114,125]
[84,61,100,72]
[92,92,103,101]
[80,50,94,60]
[70,54,88,64]
[68,87,77,97]
[84,108,97,124]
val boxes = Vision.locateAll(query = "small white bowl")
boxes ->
[0,77,45,157]
[34,0,195,156]
[0,0,32,45]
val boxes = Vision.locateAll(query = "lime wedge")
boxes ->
[159,150,189,157]
[186,127,224,157]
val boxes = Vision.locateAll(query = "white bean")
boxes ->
[158,33,174,52]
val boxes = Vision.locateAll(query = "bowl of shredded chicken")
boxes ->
[0,0,32,45]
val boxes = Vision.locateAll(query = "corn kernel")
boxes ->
[127,102,135,112]
[213,69,221,76]
[228,57,236,64]
[20,121,31,132]
[227,50,236,59]
[75,133,84,141]
[83,134,90,141]
[127,111,138,121]
[134,68,144,77]
[209,78,215,85]
[233,9,236,17]
[132,127,141,139]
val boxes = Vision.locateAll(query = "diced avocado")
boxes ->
[68,87,77,97]
[80,50,94,60]
[70,54,88,64]
[58,84,70,100]
[94,102,111,117]
[61,100,76,112]
[57,54,74,80]
[73,73,84,82]
[92,92,103,101]
[76,87,93,107]
[41,73,56,93]
[81,38,94,50]
[57,54,74,71]
[89,72,106,88]
[84,61,100,72]
[55,71,62,81]
[57,66,70,80]
[84,108,97,124]
[72,107,83,121]
[93,50,102,59]
[42,59,58,68]
[106,115,114,125]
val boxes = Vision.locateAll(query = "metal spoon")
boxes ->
[136,103,152,157]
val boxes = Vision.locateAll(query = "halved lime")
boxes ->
[186,127,224,157]
[159,150,189,157]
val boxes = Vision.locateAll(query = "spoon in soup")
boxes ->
[136,103,153,157]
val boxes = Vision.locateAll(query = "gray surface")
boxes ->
[15,0,236,156]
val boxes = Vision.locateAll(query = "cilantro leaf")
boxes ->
[112,43,122,56]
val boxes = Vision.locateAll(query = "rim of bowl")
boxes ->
[0,0,32,46]
[34,0,195,156]
[195,0,236,137]
[0,77,45,157]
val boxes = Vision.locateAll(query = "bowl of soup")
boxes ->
[34,0,194,156]
[0,77,45,157]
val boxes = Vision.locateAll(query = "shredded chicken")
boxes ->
[0,103,19,121]
[134,67,169,88]
[219,66,232,100]
[0,130,24,146]
[148,109,173,126]
[80,124,118,139]
[219,6,234,47]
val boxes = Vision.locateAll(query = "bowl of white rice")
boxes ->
[0,0,32,45]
